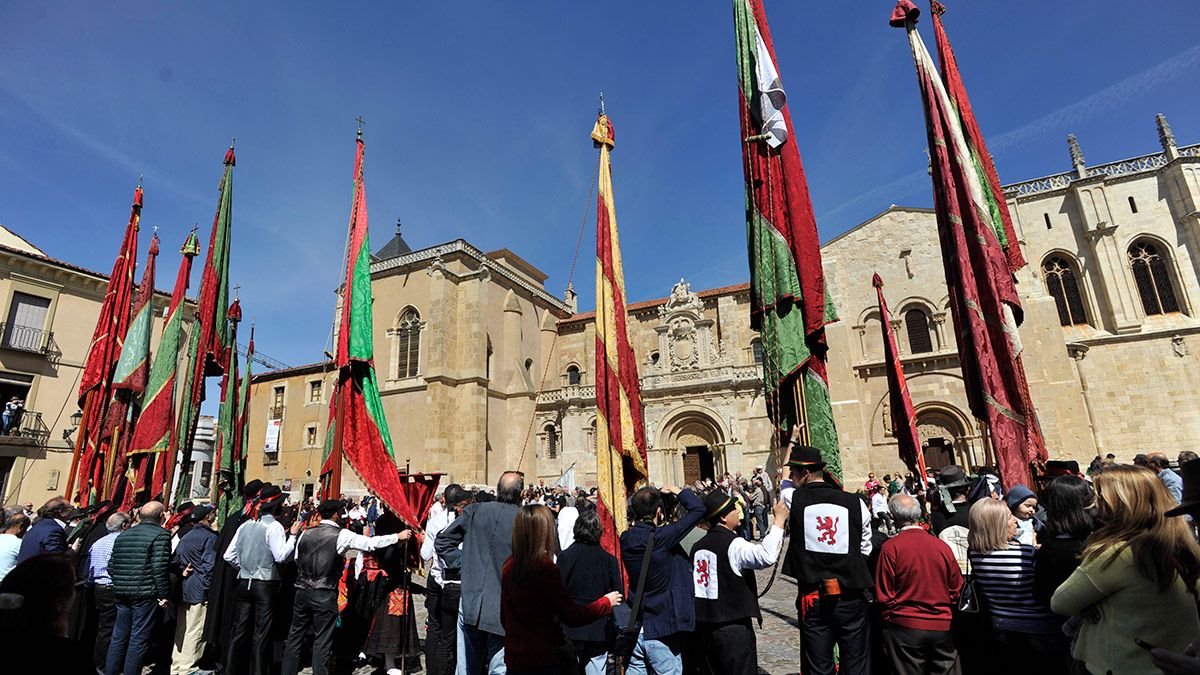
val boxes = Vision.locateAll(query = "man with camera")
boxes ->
[619,484,705,675]
[780,444,874,675]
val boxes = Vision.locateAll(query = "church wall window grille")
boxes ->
[905,309,934,354]
[751,339,764,364]
[1043,213,1052,230]
[1129,240,1181,316]
[1042,255,1090,326]
[397,308,421,378]
[545,424,558,459]
[566,365,581,386]
[1128,196,1138,214]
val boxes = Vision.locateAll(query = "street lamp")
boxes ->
[63,409,83,441]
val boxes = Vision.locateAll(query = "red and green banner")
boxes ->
[873,274,928,484]
[105,234,159,507]
[591,112,648,571]
[890,0,1046,489]
[734,0,840,477]
[214,300,242,525]
[70,185,142,503]
[128,231,201,501]
[175,146,235,505]
[321,131,419,528]
[930,1,1026,273]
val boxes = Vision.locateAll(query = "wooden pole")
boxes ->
[101,426,121,502]
[65,391,95,501]
[329,381,345,498]
[793,373,810,446]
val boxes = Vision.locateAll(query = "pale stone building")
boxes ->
[245,116,1200,492]
[0,225,186,505]
[242,229,568,496]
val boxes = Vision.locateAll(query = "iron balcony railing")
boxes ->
[268,405,285,420]
[0,323,57,355]
[1,410,49,445]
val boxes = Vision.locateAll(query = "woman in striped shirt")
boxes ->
[967,498,1070,672]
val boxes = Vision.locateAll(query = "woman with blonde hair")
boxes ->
[967,497,1067,672]
[1052,464,1200,675]
[501,504,621,674]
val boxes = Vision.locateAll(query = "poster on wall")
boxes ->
[264,419,282,453]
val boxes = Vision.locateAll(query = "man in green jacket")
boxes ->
[105,501,171,675]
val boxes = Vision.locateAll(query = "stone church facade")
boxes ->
[243,116,1200,494]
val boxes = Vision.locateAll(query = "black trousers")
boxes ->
[798,593,871,675]
[94,584,118,670]
[437,582,462,675]
[281,586,339,675]
[882,624,961,675]
[226,578,280,675]
[698,619,758,675]
[424,579,447,675]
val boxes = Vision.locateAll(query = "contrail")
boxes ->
[817,42,1200,228]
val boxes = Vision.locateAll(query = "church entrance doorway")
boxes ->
[923,437,955,469]
[683,445,715,485]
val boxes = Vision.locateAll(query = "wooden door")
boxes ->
[683,449,701,485]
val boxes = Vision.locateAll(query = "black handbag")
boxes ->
[958,554,980,614]
[610,529,656,667]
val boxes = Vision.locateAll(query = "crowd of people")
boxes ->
[0,447,1198,674]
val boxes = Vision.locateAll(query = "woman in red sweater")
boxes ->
[501,504,621,674]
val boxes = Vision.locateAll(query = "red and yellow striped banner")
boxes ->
[592,113,648,566]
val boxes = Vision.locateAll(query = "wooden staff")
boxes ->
[64,391,95,500]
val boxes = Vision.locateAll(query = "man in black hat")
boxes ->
[780,444,874,675]
[170,503,218,675]
[222,483,300,675]
[281,498,409,675]
[691,489,789,674]
[929,466,971,536]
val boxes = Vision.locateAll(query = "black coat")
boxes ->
[203,509,247,647]
[558,542,621,643]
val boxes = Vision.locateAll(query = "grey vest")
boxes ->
[236,519,280,581]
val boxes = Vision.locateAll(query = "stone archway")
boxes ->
[657,406,727,486]
[915,404,981,470]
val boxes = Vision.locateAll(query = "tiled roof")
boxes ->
[251,359,334,383]
[0,240,182,300]
[560,282,751,325]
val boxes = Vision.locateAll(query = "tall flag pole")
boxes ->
[103,234,159,507]
[930,1,1025,273]
[890,0,1046,489]
[872,274,928,487]
[592,107,649,573]
[213,299,241,525]
[68,184,142,503]
[129,230,201,503]
[174,143,236,505]
[235,324,254,502]
[734,0,840,477]
[320,126,420,528]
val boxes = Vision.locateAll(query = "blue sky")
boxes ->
[2,1,1197,372]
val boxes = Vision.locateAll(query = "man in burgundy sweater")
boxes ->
[874,493,963,675]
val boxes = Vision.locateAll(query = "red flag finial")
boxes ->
[227,299,242,323]
[931,1,946,16]
[890,0,919,27]
[224,138,236,166]
[872,273,884,288]
[148,234,161,257]
[132,185,144,209]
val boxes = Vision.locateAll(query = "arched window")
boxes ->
[905,309,933,354]
[649,351,660,366]
[1129,240,1181,315]
[544,424,558,459]
[1042,255,1089,326]
[566,365,581,386]
[397,308,421,378]
[751,339,764,364]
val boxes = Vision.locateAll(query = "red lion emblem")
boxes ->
[696,558,711,587]
[815,516,840,545]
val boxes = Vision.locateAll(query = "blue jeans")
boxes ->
[626,630,683,675]
[456,604,506,675]
[105,598,158,675]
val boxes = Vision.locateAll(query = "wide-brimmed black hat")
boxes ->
[703,490,738,520]
[444,484,471,506]
[938,465,971,489]
[1167,459,1200,517]
[787,444,826,470]
[317,499,348,519]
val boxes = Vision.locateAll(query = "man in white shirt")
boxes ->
[691,490,789,674]
[422,484,470,675]
[281,498,408,675]
[222,485,301,675]
[871,486,893,535]
[0,505,29,583]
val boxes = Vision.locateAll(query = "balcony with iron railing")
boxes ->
[0,410,50,447]
[0,323,59,356]
[268,405,285,420]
